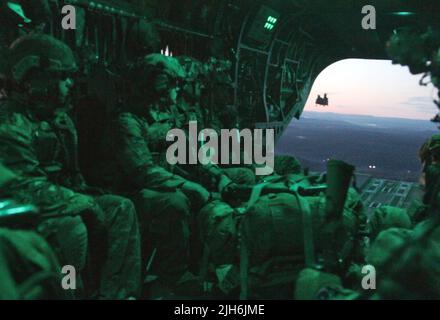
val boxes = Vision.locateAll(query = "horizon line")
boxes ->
[301,110,436,122]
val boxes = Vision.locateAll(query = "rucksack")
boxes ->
[239,187,364,299]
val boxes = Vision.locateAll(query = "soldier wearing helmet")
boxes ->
[0,34,141,299]
[94,53,241,297]
[4,33,78,116]
[175,55,256,192]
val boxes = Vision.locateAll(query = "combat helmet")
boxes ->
[127,53,185,101]
[142,53,185,78]
[7,33,77,85]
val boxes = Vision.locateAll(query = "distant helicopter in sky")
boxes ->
[315,93,329,107]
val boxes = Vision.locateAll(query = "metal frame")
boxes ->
[233,8,316,139]
[263,15,301,123]
[62,0,147,19]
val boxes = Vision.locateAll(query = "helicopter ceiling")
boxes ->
[6,0,435,139]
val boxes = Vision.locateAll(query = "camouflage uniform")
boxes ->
[94,54,212,287]
[360,133,440,299]
[0,99,141,301]
[0,34,141,299]
[365,221,440,299]
[175,56,256,190]
[97,111,193,282]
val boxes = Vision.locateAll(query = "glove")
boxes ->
[181,181,210,209]
[218,175,234,194]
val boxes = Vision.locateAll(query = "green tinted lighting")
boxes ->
[392,11,415,16]
[7,2,31,23]
[267,16,278,24]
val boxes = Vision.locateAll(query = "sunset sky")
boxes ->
[304,59,439,120]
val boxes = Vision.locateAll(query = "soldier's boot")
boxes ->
[93,195,142,299]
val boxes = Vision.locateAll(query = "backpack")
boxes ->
[198,179,364,299]
[239,186,364,299]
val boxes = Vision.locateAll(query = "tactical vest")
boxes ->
[31,112,80,186]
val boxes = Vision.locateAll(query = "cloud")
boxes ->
[401,96,437,112]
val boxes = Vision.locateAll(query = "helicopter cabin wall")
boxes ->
[45,0,232,65]
[44,0,156,66]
